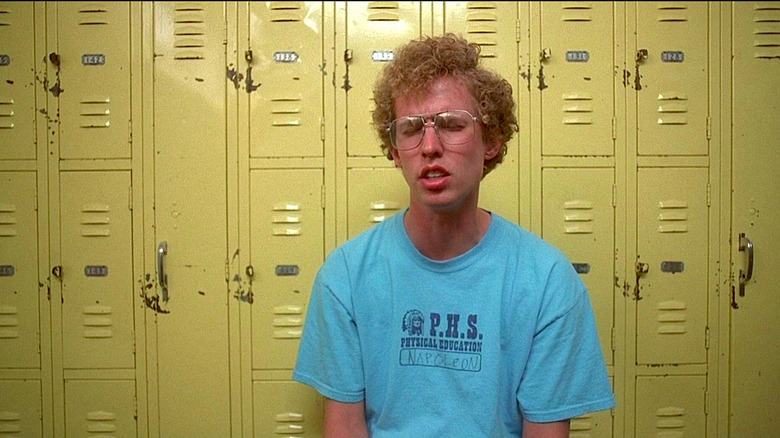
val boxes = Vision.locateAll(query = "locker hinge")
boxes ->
[611,117,616,140]
[705,326,710,350]
[128,186,133,210]
[611,327,616,352]
[612,184,617,207]
[706,183,711,207]
[320,117,325,141]
[321,185,325,209]
[515,19,521,43]
[704,390,709,415]
[706,116,712,140]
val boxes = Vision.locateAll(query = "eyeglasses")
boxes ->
[387,110,481,151]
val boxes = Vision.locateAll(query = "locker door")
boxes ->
[443,1,520,221]
[570,377,614,438]
[636,2,708,156]
[250,169,324,370]
[57,2,131,159]
[542,168,614,365]
[153,3,230,436]
[65,380,135,437]
[0,380,42,436]
[729,3,780,436]
[60,171,133,369]
[635,376,705,438]
[636,168,708,365]
[347,168,408,239]
[248,2,324,158]
[541,2,615,156]
[0,172,39,368]
[0,2,36,160]
[345,2,423,157]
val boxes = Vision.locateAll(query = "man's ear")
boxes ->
[484,138,502,161]
[391,148,402,168]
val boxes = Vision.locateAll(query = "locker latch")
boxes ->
[51,265,62,278]
[539,48,551,63]
[635,262,649,274]
[245,50,253,64]
[636,49,648,63]
[344,49,353,64]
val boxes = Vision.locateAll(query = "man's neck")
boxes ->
[404,206,491,261]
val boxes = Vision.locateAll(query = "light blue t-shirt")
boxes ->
[293,211,615,437]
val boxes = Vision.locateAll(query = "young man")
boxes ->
[293,34,615,437]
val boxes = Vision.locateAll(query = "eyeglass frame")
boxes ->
[386,109,482,151]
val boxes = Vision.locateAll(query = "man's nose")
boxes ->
[420,122,443,156]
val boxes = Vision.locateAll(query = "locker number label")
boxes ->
[372,50,395,62]
[0,265,13,276]
[85,265,108,277]
[566,51,590,62]
[275,265,299,276]
[274,51,299,63]
[82,54,106,66]
[661,261,684,273]
[0,55,10,66]
[661,51,684,63]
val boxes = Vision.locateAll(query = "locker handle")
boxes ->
[738,233,754,297]
[158,241,169,302]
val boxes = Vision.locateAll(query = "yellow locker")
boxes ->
[0,2,36,160]
[635,375,705,438]
[0,172,39,368]
[345,1,424,157]
[251,169,324,370]
[60,171,133,369]
[347,167,408,239]
[57,2,131,160]
[635,2,708,156]
[542,168,614,365]
[65,380,135,437]
[443,1,520,221]
[636,168,708,365]
[0,380,42,436]
[248,2,324,158]
[152,2,231,436]
[253,381,323,437]
[540,2,615,156]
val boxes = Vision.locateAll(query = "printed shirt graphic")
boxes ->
[293,211,616,437]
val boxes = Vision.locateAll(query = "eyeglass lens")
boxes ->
[390,110,476,151]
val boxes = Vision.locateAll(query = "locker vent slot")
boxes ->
[0,99,14,129]
[269,2,304,22]
[753,5,780,59]
[370,200,400,223]
[173,4,206,60]
[270,97,302,127]
[655,406,686,430]
[85,410,117,433]
[656,300,687,335]
[78,5,109,26]
[563,199,594,234]
[367,2,401,21]
[0,410,21,433]
[657,199,689,233]
[81,203,111,237]
[465,5,498,57]
[272,305,303,339]
[563,93,594,125]
[656,3,689,23]
[0,5,10,27]
[569,412,595,432]
[561,3,593,22]
[0,305,19,339]
[0,203,17,236]
[83,305,114,338]
[80,98,111,129]
[657,93,689,125]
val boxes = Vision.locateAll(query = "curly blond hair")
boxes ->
[372,33,517,176]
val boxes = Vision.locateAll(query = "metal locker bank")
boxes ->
[0,2,777,437]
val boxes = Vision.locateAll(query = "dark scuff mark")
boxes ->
[583,77,591,81]
[520,65,531,92]
[537,64,547,91]
[634,63,642,91]
[226,65,243,90]
[319,61,327,76]
[6,80,13,85]
[232,248,240,262]
[198,291,205,296]
[623,69,631,88]
[731,285,739,309]
[195,77,204,82]
[245,66,259,93]
[139,273,170,314]
[341,73,352,92]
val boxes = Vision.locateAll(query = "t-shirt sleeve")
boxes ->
[292,249,366,403]
[516,259,616,423]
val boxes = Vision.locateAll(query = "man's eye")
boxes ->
[400,119,423,135]
[438,115,467,131]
